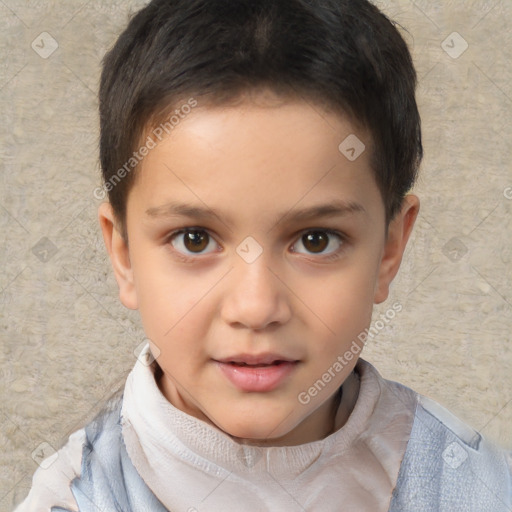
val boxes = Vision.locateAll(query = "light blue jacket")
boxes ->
[50,393,512,512]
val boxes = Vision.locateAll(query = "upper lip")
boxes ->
[215,353,298,365]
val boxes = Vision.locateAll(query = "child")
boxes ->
[16,0,512,510]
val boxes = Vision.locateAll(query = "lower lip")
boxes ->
[215,361,298,392]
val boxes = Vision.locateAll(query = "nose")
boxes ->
[220,254,292,331]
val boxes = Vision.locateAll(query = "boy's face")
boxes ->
[99,90,418,445]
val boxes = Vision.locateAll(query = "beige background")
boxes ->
[0,0,511,509]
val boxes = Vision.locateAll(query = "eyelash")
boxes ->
[165,227,348,263]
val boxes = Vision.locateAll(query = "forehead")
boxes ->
[128,94,383,229]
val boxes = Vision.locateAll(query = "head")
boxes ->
[98,0,422,445]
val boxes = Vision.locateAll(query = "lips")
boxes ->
[227,361,287,368]
[214,354,299,392]
[216,353,297,365]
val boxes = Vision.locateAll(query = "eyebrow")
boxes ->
[145,199,366,228]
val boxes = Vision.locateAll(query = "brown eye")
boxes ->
[183,230,209,253]
[291,230,343,257]
[303,232,329,253]
[169,228,217,256]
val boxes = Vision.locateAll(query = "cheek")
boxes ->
[130,256,201,350]
[132,276,224,372]
[302,263,377,327]
[294,265,378,368]
[131,246,206,320]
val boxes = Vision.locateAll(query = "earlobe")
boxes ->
[373,195,420,304]
[98,202,138,310]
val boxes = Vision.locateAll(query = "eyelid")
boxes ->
[165,226,349,261]
[166,227,221,258]
[293,227,347,240]
[290,228,346,257]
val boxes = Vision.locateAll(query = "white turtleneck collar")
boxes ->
[121,344,417,511]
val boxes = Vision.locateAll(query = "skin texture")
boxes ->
[99,90,419,447]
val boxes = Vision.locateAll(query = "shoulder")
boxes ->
[14,394,125,512]
[389,390,512,511]
[16,390,169,511]
[13,428,86,512]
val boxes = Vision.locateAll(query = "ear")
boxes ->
[98,202,138,310]
[374,194,420,304]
